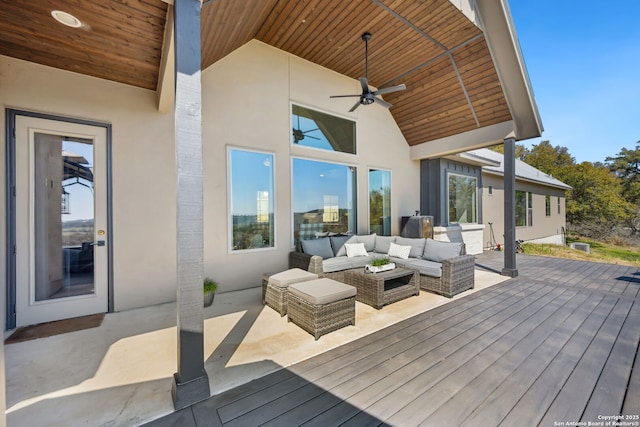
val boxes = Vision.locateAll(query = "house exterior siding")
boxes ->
[482,173,567,249]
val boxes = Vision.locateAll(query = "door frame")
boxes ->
[5,109,114,330]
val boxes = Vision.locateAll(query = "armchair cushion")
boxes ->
[355,234,377,252]
[423,238,463,262]
[395,237,426,258]
[374,235,396,254]
[300,237,334,259]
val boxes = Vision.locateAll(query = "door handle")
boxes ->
[97,240,105,247]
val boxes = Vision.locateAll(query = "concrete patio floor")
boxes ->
[4,262,508,426]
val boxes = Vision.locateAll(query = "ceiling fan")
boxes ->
[292,114,321,143]
[330,32,406,112]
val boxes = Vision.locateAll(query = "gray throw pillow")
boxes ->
[331,235,355,257]
[300,237,334,259]
[423,238,463,262]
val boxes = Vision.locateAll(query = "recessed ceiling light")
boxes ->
[51,10,82,28]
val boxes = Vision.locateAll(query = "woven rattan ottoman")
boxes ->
[263,268,318,316]
[287,278,356,340]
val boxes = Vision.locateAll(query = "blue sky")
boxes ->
[508,1,640,164]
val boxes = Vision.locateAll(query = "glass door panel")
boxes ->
[34,136,96,301]
[15,116,108,327]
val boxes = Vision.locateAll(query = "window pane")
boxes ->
[369,169,391,235]
[292,104,356,154]
[545,195,551,216]
[229,149,274,250]
[292,158,356,244]
[448,174,477,224]
[515,190,526,227]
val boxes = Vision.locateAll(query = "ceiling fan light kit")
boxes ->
[330,32,406,112]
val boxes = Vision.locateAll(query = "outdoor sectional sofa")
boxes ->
[289,234,476,298]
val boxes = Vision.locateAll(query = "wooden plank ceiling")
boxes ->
[0,0,512,146]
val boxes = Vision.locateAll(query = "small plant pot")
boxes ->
[204,292,215,307]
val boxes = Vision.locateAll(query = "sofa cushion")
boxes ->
[300,237,334,259]
[423,238,463,262]
[355,234,377,252]
[331,235,356,257]
[345,242,368,257]
[350,255,373,268]
[388,242,411,259]
[395,237,426,259]
[323,257,355,273]
[374,235,396,254]
[404,258,443,278]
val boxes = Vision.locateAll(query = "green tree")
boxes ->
[559,162,630,230]
[606,143,640,233]
[490,143,527,159]
[522,140,575,176]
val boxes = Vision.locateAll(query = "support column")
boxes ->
[171,0,210,410]
[502,136,518,277]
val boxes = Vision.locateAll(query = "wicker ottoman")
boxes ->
[263,268,318,316]
[287,278,356,340]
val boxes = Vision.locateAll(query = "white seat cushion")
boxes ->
[289,278,356,305]
[269,268,318,288]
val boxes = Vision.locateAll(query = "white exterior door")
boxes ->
[15,116,109,327]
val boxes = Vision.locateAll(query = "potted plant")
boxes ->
[203,277,218,307]
[365,257,396,273]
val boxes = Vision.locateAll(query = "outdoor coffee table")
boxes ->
[343,267,420,309]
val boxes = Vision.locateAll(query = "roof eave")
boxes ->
[474,0,543,141]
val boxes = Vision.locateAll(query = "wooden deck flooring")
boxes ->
[147,254,640,426]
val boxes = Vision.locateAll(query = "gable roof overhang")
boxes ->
[0,0,542,158]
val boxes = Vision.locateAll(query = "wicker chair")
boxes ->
[417,254,476,298]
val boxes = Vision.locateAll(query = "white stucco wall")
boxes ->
[202,40,420,289]
[1,40,419,314]
[1,54,178,312]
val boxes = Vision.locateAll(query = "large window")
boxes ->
[516,190,533,227]
[292,158,356,244]
[369,169,391,235]
[291,104,356,154]
[228,148,275,251]
[448,174,477,224]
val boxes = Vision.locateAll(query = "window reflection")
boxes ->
[369,169,391,235]
[292,158,356,244]
[448,174,477,224]
[229,149,275,250]
[291,104,356,154]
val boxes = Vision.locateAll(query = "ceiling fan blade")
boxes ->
[349,100,362,112]
[359,77,369,93]
[306,135,321,140]
[373,97,392,109]
[374,83,406,96]
[330,94,361,98]
[304,128,319,133]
